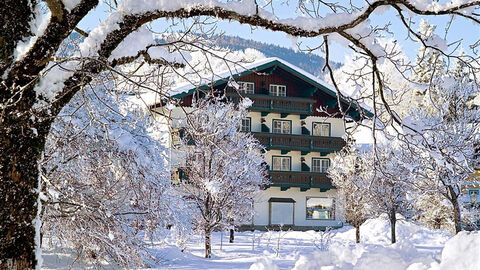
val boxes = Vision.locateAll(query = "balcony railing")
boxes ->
[268,171,334,189]
[174,169,334,189]
[252,132,346,152]
[226,93,314,115]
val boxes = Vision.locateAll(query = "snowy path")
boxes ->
[155,231,324,269]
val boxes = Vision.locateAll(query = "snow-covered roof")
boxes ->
[158,57,373,117]
[170,57,336,96]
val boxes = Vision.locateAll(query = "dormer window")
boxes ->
[269,84,286,97]
[238,81,255,94]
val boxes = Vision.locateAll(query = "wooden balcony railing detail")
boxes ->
[268,171,333,188]
[252,132,346,152]
[227,93,314,114]
[175,168,334,189]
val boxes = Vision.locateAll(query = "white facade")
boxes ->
[248,114,345,229]
[151,58,363,230]
[252,187,344,227]
[154,106,347,229]
[248,111,345,137]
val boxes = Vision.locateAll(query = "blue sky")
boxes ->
[78,2,479,64]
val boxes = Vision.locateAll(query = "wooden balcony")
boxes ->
[226,93,314,115]
[268,171,334,190]
[252,132,346,153]
[174,169,334,190]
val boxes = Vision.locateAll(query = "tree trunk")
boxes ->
[390,208,397,244]
[434,219,441,230]
[229,229,234,243]
[205,228,212,258]
[450,193,462,234]
[0,118,49,269]
[355,225,360,243]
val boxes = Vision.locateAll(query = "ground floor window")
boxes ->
[269,198,295,225]
[306,197,335,220]
[469,189,479,203]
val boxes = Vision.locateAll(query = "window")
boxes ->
[306,197,335,220]
[272,156,291,171]
[171,128,182,147]
[241,118,251,132]
[269,84,286,96]
[469,190,479,203]
[312,122,331,136]
[272,119,291,134]
[238,81,255,94]
[312,158,330,173]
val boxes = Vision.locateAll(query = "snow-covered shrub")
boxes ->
[414,194,454,233]
[312,227,336,251]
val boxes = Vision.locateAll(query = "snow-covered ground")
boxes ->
[42,215,479,269]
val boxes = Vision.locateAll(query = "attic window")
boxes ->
[269,84,286,96]
[238,81,255,94]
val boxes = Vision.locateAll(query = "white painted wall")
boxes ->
[252,187,345,227]
[247,112,345,137]
[153,104,347,228]
[265,149,336,172]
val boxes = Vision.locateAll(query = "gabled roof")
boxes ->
[166,57,373,118]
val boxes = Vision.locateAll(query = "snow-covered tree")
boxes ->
[41,86,185,267]
[329,145,370,243]
[331,139,412,244]
[2,0,480,267]
[178,96,267,258]
[367,145,413,244]
[412,20,446,85]
[403,63,480,233]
